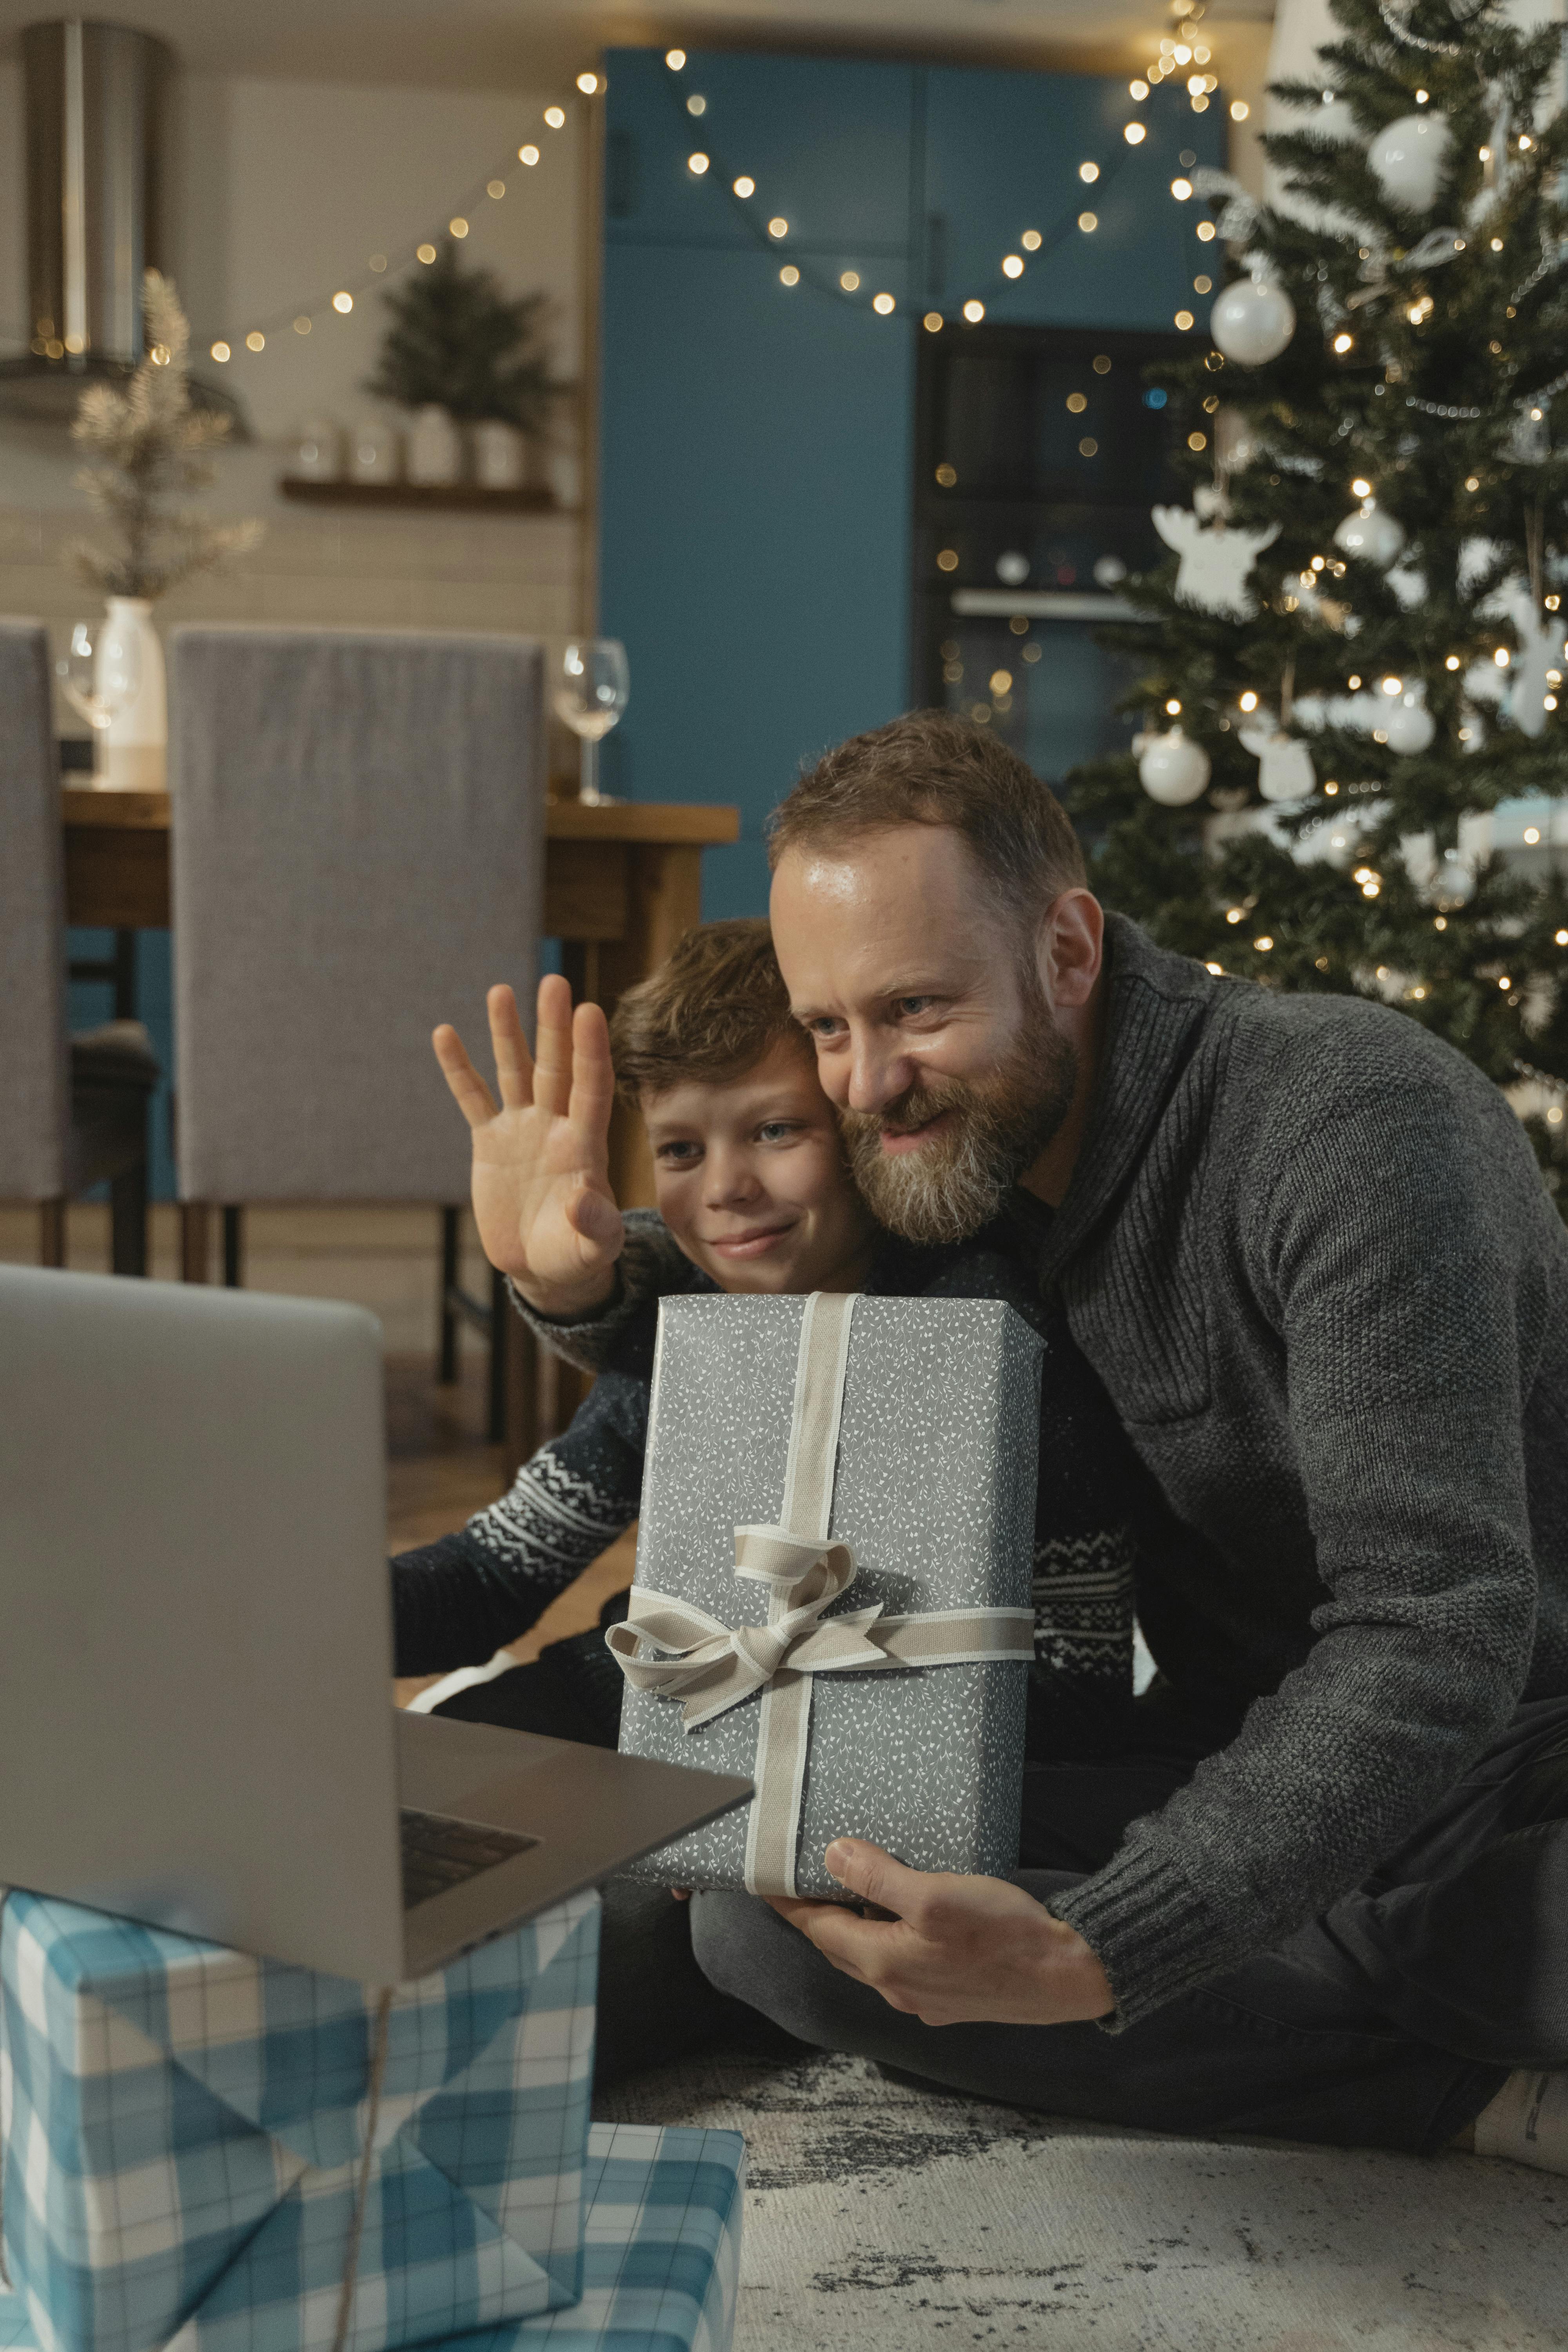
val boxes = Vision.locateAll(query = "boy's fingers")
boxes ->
[567,1000,615,1151]
[532,973,574,1119]
[488,985,535,1113]
[432,1025,498,1128]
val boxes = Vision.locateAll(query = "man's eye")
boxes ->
[895,996,936,1018]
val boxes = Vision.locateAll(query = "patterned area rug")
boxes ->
[598,2047,1566,2349]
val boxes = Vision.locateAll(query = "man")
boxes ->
[467,713,1568,2167]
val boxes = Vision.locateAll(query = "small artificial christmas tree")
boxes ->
[67,270,261,600]
[1065,0,1568,1203]
[364,241,552,428]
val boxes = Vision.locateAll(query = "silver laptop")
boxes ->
[0,1264,748,1980]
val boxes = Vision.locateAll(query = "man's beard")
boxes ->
[840,973,1078,1247]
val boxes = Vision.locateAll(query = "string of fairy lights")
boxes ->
[660,4,1247,331]
[196,80,601,368]
[169,3,1241,374]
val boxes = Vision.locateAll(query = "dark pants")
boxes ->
[442,1648,1568,2155]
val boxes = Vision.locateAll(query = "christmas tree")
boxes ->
[1065,0,1568,1204]
[365,241,551,428]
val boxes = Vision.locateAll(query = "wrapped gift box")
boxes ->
[0,1887,599,2352]
[612,1292,1042,1898]
[0,2126,745,2352]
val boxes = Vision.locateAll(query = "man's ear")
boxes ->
[1039,890,1104,1012]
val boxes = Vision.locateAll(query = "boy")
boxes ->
[393,921,1139,1757]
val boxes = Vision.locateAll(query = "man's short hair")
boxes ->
[608,917,801,1102]
[768,710,1087,928]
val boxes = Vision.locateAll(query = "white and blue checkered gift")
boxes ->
[0,2126,744,2352]
[0,1888,600,2352]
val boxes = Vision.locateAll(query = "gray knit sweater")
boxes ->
[523,914,1568,2027]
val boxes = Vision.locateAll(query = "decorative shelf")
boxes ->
[277,478,573,514]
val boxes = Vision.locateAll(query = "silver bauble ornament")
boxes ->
[1136,726,1211,805]
[1431,853,1475,909]
[1383,689,1435,755]
[1367,114,1451,212]
[1210,277,1296,367]
[1333,499,1406,568]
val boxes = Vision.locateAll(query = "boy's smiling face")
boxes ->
[643,1036,877,1295]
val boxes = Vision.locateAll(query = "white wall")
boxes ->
[0,61,588,664]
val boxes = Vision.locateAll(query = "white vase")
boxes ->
[99,596,166,790]
[348,418,401,484]
[472,419,525,490]
[407,405,462,486]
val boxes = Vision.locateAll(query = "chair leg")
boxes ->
[39,1199,67,1268]
[110,1155,149,1277]
[487,1263,509,1444]
[438,1207,460,1383]
[181,1201,210,1281]
[222,1205,244,1288]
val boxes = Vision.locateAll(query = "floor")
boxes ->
[601,2048,1567,2350]
[0,1201,635,1695]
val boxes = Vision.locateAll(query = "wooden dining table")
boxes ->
[62,785,740,1212]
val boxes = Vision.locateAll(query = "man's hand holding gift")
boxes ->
[771,1838,1116,2027]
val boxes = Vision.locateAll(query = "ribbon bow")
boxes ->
[605,1531,894,1729]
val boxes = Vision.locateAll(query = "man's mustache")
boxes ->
[843,1077,973,1142]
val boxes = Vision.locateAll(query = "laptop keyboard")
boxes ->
[399,1807,539,1910]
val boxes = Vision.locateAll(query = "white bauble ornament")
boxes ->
[1334,499,1406,568]
[1240,722,1316,802]
[1152,503,1280,618]
[1367,114,1451,212]
[1136,726,1211,805]
[1210,276,1297,367]
[1383,689,1435,755]
[1431,853,1475,908]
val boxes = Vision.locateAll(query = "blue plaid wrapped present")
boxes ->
[0,2127,744,2352]
[0,1888,599,2352]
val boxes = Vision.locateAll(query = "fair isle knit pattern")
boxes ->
[471,1446,632,1579]
[1033,1528,1136,1687]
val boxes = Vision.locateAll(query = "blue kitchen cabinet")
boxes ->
[599,236,915,917]
[597,47,1229,915]
[920,71,1228,326]
[605,48,917,258]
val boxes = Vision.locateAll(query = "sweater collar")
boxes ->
[1009,912,1223,1287]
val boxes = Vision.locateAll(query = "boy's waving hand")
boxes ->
[433,974,624,1317]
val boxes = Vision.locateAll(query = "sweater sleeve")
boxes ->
[1048,1078,1547,2028]
[506,1209,699,1374]
[390,1367,647,1675]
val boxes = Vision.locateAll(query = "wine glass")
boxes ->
[56,621,140,782]
[554,639,629,805]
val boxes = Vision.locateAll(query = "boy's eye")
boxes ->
[655,1140,702,1164]
[757,1120,803,1144]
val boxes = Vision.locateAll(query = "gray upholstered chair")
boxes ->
[0,619,159,1274]
[167,625,544,1437]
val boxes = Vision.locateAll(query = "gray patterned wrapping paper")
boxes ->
[615,1292,1043,1897]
